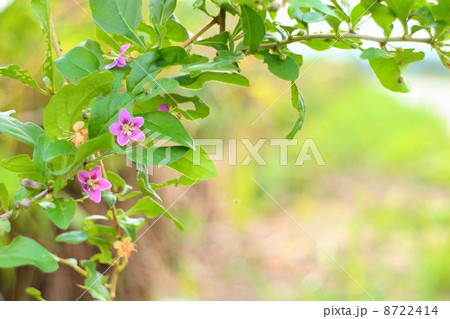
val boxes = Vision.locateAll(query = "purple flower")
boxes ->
[105,44,130,69]
[109,109,145,146]
[77,166,112,203]
[157,104,170,112]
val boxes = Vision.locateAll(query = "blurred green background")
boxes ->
[0,0,449,300]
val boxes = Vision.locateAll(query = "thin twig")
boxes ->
[57,257,87,277]
[257,33,434,50]
[182,17,219,48]
[49,16,62,58]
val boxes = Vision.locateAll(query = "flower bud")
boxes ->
[20,198,32,208]
[21,178,44,189]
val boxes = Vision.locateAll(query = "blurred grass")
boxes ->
[1,0,449,301]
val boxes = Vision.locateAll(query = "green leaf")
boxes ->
[31,0,54,92]
[43,72,114,139]
[361,48,424,93]
[46,197,77,230]
[140,111,194,149]
[384,0,415,28]
[168,147,217,180]
[0,111,45,147]
[134,78,180,102]
[0,220,11,235]
[2,155,36,173]
[128,146,189,167]
[240,5,265,52]
[127,197,183,230]
[290,0,340,19]
[150,0,177,25]
[368,57,409,92]
[125,52,160,94]
[173,72,249,89]
[0,183,10,212]
[136,94,211,120]
[55,40,104,83]
[89,0,143,46]
[26,287,45,301]
[53,134,115,176]
[0,236,59,273]
[166,18,189,42]
[360,48,392,59]
[136,171,161,201]
[106,171,126,192]
[43,140,76,162]
[89,92,134,138]
[55,230,88,244]
[361,0,395,37]
[263,52,299,81]
[150,0,177,47]
[0,65,46,94]
[196,32,230,51]
[33,134,51,177]
[286,83,306,139]
[81,260,110,301]
[181,50,243,73]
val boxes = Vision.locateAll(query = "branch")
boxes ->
[0,187,52,221]
[182,17,219,48]
[97,156,121,300]
[258,33,434,50]
[56,257,87,277]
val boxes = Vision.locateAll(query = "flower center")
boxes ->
[121,122,135,136]
[86,178,99,191]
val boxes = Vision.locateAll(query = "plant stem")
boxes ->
[57,257,87,277]
[0,188,52,220]
[96,155,122,300]
[218,8,226,33]
[49,16,62,58]
[257,33,434,50]
[182,17,219,48]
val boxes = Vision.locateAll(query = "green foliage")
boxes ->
[0,111,45,147]
[0,236,59,273]
[0,65,46,94]
[0,0,447,301]
[43,72,114,139]
[46,197,77,230]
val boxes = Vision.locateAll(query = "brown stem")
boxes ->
[218,8,226,33]
[257,33,433,50]
[182,17,219,48]
[0,188,52,221]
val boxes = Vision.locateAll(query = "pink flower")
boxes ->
[109,109,145,146]
[105,44,130,69]
[77,166,112,203]
[157,104,170,112]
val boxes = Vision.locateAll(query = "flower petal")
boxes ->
[97,178,112,191]
[109,122,122,135]
[88,189,101,203]
[120,43,131,55]
[131,116,144,128]
[119,109,131,124]
[90,166,102,179]
[117,57,126,67]
[131,128,145,142]
[77,170,89,183]
[105,59,119,70]
[117,133,130,146]
[157,104,169,112]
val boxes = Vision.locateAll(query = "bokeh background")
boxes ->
[0,0,449,300]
